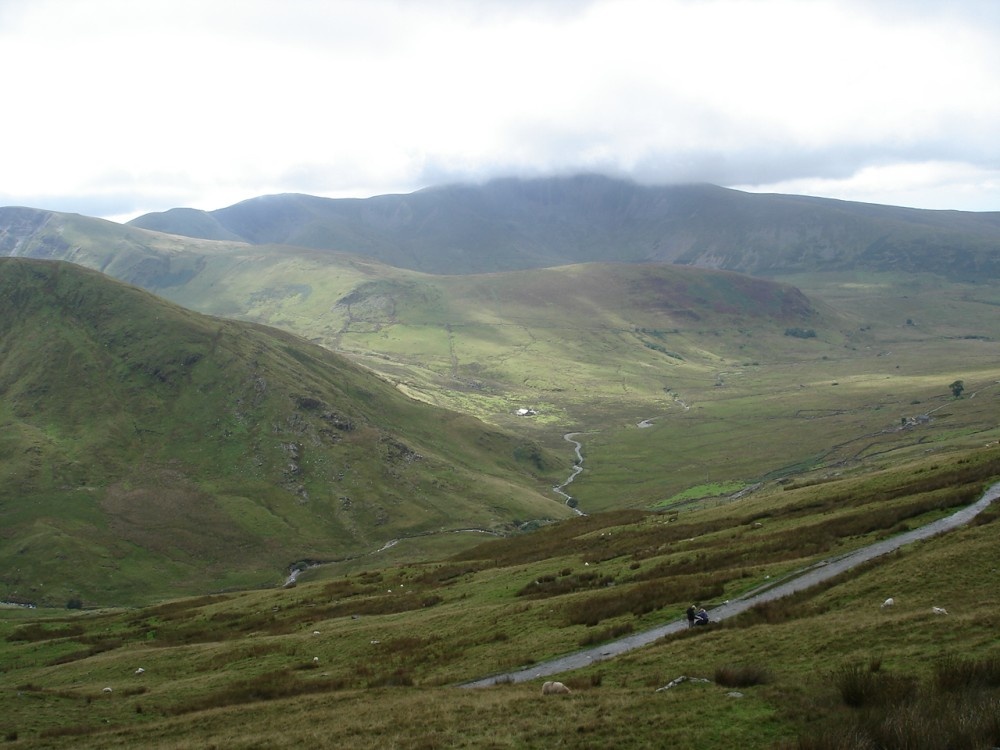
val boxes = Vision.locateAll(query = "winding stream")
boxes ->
[552,432,587,515]
[459,480,1000,688]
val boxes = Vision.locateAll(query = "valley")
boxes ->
[2,178,1000,747]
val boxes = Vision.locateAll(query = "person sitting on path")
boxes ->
[694,607,710,626]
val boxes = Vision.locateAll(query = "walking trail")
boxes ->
[459,480,1000,688]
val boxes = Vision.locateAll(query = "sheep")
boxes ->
[134,667,145,675]
[932,606,949,615]
[541,681,571,695]
[312,656,320,664]
[881,597,894,609]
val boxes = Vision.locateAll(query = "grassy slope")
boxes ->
[3,222,1000,746]
[0,259,572,607]
[8,210,1000,512]
[155,254,1000,512]
[1,446,997,748]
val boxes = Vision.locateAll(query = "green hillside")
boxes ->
[0,259,572,607]
[5,206,1000,513]
[1,445,998,748]
[2,185,1000,747]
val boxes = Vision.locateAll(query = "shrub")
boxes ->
[6,623,85,642]
[562,576,727,626]
[834,663,917,708]
[934,654,1000,691]
[578,622,634,647]
[167,669,347,715]
[785,327,817,339]
[516,571,616,599]
[793,692,1000,750]
[368,669,414,688]
[714,663,771,688]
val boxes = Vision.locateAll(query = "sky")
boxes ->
[2,0,1000,222]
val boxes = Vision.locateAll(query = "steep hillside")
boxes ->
[0,259,572,606]
[127,175,1000,278]
[6,206,1000,515]
[0,205,834,426]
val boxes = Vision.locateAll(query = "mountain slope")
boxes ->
[2,445,998,747]
[0,259,572,606]
[6,204,1000,517]
[127,174,1000,278]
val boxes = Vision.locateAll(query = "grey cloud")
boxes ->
[0,192,146,218]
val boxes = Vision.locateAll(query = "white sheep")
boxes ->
[932,606,949,615]
[541,681,571,695]
[134,667,145,675]
[881,597,894,609]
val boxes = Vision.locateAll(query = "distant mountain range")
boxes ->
[127,174,1000,279]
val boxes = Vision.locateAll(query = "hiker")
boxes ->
[694,607,709,626]
[686,604,697,628]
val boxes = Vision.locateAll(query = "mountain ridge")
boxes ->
[127,174,1000,278]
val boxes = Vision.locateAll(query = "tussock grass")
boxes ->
[791,656,1000,749]
[833,663,918,708]
[1,427,999,747]
[714,663,773,688]
[934,654,1000,691]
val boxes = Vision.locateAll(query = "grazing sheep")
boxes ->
[881,597,895,609]
[134,667,145,675]
[312,656,320,664]
[541,681,571,695]
[102,687,113,693]
[932,606,949,615]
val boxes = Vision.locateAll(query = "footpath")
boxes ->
[459,481,1000,688]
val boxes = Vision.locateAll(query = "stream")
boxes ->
[459,480,1000,688]
[552,432,587,515]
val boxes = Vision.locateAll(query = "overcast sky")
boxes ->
[2,0,999,222]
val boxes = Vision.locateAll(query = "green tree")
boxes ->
[949,380,965,398]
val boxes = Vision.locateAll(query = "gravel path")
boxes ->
[459,481,1000,688]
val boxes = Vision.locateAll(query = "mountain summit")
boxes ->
[128,174,1000,278]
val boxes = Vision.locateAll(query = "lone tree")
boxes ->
[949,380,965,398]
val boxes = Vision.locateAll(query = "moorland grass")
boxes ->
[2,447,998,747]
